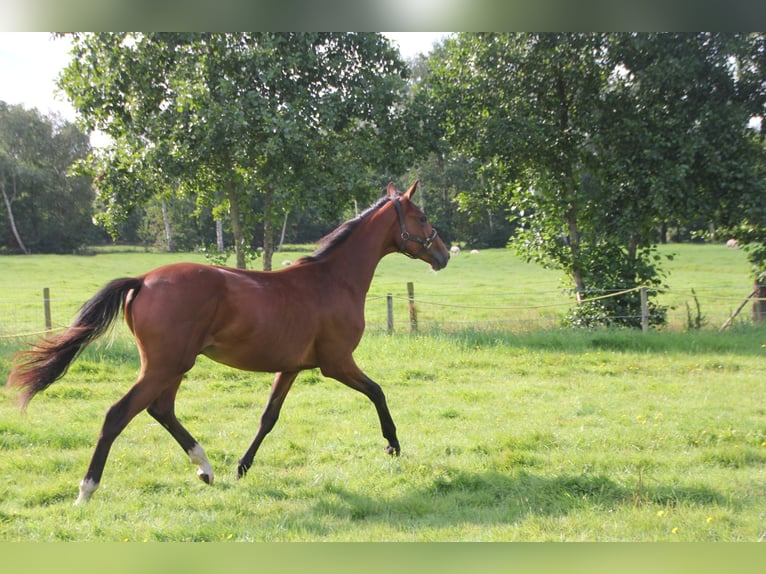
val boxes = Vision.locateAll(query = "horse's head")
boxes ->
[387,181,450,271]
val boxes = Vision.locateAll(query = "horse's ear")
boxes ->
[404,180,419,200]
[386,182,399,198]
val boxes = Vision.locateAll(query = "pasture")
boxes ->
[0,242,759,336]
[0,244,765,541]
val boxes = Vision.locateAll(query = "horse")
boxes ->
[6,181,449,504]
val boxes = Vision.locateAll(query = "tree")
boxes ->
[598,34,766,240]
[427,33,766,327]
[403,152,516,249]
[59,33,412,269]
[428,34,607,298]
[705,33,766,280]
[0,102,95,253]
[402,47,515,248]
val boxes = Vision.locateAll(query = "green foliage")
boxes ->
[424,33,766,328]
[561,242,669,329]
[747,242,766,276]
[58,33,414,269]
[199,243,260,268]
[0,102,98,253]
[404,153,516,249]
[564,295,667,330]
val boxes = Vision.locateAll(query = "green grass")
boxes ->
[1,328,765,541]
[1,244,765,541]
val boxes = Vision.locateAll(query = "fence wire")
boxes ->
[1,284,764,341]
[363,285,764,333]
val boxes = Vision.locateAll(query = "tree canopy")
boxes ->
[4,33,766,329]
[0,101,96,253]
[59,32,414,268]
[425,32,766,326]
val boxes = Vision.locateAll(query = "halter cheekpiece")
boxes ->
[390,196,439,259]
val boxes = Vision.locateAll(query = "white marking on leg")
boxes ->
[188,443,214,485]
[75,478,99,505]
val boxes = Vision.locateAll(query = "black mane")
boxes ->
[299,195,393,263]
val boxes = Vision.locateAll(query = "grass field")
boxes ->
[0,242,758,336]
[0,244,765,541]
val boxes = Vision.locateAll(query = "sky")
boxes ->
[0,32,74,120]
[0,32,448,125]
[383,31,447,63]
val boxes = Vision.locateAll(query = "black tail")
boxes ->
[6,277,143,408]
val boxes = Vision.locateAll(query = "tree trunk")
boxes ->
[161,197,175,252]
[1,178,30,255]
[566,207,585,303]
[226,180,247,269]
[215,218,224,252]
[262,187,274,271]
[555,70,585,303]
[627,233,639,261]
[277,210,289,252]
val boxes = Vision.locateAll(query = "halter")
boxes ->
[390,196,439,259]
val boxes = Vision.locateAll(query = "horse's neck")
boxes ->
[322,210,396,297]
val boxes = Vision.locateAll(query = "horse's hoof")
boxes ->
[385,445,401,456]
[197,472,213,485]
[75,478,98,505]
[237,465,248,479]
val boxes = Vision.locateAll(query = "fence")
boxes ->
[367,281,766,334]
[1,281,764,343]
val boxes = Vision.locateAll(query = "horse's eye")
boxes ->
[420,216,427,224]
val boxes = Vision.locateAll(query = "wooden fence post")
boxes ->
[43,287,52,331]
[753,275,766,323]
[720,285,758,331]
[640,286,649,333]
[407,281,418,333]
[387,294,394,334]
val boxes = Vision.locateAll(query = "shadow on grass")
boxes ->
[304,469,724,532]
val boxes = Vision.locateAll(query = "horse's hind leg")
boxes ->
[238,370,299,478]
[147,378,214,485]
[76,376,165,505]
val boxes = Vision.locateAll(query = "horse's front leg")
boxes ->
[238,370,300,478]
[322,361,400,456]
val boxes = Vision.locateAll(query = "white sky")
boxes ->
[383,31,448,61]
[0,32,74,119]
[0,32,448,125]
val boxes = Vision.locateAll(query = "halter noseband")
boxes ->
[390,196,439,259]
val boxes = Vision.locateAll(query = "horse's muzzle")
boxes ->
[430,250,450,271]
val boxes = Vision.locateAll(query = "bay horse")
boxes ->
[6,181,449,504]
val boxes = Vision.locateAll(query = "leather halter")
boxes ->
[390,196,439,259]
